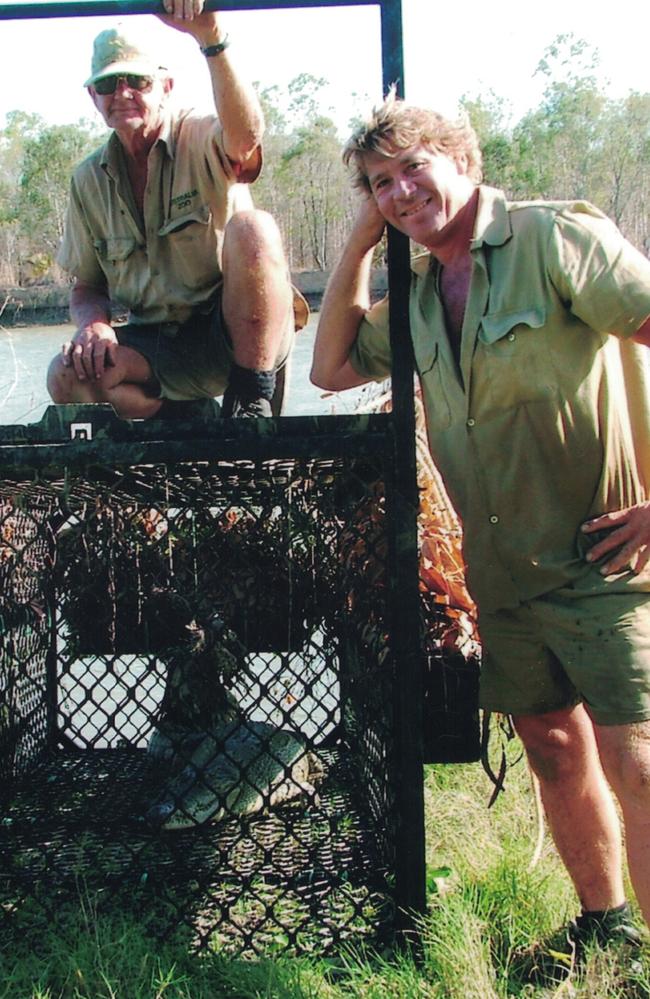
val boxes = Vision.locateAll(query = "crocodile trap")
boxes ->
[0,406,479,954]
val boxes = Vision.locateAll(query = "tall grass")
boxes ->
[2,755,648,998]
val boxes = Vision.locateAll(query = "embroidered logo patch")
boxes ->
[171,189,198,211]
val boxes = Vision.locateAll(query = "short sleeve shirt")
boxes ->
[57,109,253,325]
[350,187,650,611]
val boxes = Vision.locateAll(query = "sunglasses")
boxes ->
[93,74,155,96]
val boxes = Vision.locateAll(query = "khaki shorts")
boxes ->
[115,287,305,401]
[478,586,650,725]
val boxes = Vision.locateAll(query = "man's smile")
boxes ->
[400,197,432,218]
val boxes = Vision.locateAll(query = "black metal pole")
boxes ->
[379,0,427,937]
[0,0,377,19]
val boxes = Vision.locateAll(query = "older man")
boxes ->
[312,92,650,969]
[48,2,306,420]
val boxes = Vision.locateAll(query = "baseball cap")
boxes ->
[84,24,168,88]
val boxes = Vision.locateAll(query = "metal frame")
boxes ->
[0,0,426,932]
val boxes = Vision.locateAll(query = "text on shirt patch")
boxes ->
[171,189,199,211]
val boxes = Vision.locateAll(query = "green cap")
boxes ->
[85,24,168,88]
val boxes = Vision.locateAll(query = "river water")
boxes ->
[0,313,372,427]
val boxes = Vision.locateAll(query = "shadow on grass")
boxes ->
[1,887,404,999]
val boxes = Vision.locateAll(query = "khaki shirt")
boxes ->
[57,109,253,325]
[350,187,650,611]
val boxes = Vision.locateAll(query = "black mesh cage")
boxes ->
[0,0,485,960]
[0,406,454,955]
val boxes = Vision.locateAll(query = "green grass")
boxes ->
[2,756,649,998]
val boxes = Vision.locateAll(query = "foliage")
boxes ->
[0,112,103,286]
[18,122,100,255]
[460,34,649,249]
[0,35,648,285]
[252,75,358,271]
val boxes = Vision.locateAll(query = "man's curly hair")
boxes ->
[343,88,483,191]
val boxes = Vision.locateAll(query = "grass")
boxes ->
[2,754,649,998]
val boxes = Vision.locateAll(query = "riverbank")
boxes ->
[0,285,70,326]
[0,268,388,327]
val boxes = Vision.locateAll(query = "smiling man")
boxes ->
[48,2,306,420]
[311,92,650,974]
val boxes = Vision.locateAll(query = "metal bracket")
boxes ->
[70,422,92,441]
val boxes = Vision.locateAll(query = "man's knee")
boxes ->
[597,721,650,810]
[47,355,76,403]
[46,353,111,405]
[515,705,597,783]
[224,209,287,271]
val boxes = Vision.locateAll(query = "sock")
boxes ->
[580,902,630,921]
[226,364,276,402]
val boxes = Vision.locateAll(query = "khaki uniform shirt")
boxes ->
[350,187,650,612]
[57,109,253,325]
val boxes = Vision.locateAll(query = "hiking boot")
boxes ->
[514,903,645,986]
[570,904,645,980]
[221,388,272,419]
[571,903,644,953]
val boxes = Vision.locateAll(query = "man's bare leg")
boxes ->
[595,719,650,926]
[514,704,626,912]
[220,209,293,415]
[47,345,163,420]
[222,209,294,368]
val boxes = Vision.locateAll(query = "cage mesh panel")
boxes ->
[1,748,389,954]
[1,500,54,781]
[0,455,397,953]
[419,589,481,763]
[334,467,396,860]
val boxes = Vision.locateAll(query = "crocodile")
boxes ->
[143,599,321,830]
[145,718,322,830]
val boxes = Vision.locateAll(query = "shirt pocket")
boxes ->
[479,306,546,352]
[159,204,211,237]
[94,236,140,300]
[95,236,137,262]
[413,336,438,377]
[159,205,219,290]
[475,305,557,411]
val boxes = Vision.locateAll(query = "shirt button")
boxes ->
[466,418,475,427]
[489,515,499,524]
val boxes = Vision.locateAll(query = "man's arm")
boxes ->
[161,3,263,176]
[581,315,650,574]
[632,314,650,347]
[311,198,386,391]
[62,279,118,383]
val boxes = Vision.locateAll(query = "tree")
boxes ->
[598,92,650,245]
[461,35,649,249]
[1,49,648,287]
[0,113,104,284]
[0,112,45,284]
[280,115,352,269]
[460,91,516,189]
[17,121,103,265]
[511,36,607,201]
[252,75,355,270]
